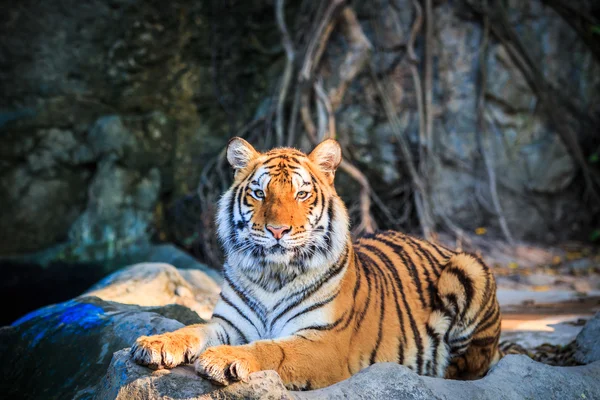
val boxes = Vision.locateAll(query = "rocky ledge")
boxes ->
[2,261,599,399]
[99,350,600,400]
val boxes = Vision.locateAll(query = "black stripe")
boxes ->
[354,256,373,328]
[404,235,443,277]
[361,244,424,374]
[475,303,500,334]
[283,288,341,326]
[333,257,364,333]
[429,241,455,259]
[450,342,470,354]
[270,245,349,327]
[444,293,460,319]
[376,235,428,309]
[449,334,472,345]
[370,271,386,364]
[444,266,475,321]
[403,239,439,309]
[358,251,406,364]
[294,333,314,342]
[223,329,231,345]
[312,177,326,226]
[227,189,236,237]
[471,336,497,347]
[236,183,249,230]
[223,271,268,327]
[426,324,441,375]
[400,234,438,275]
[295,311,347,333]
[323,198,334,247]
[212,313,249,344]
[466,257,494,325]
[219,292,261,337]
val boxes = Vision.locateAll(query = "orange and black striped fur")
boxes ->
[131,138,502,389]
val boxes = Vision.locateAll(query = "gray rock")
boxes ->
[0,297,204,400]
[0,0,274,257]
[575,312,600,365]
[99,351,600,400]
[426,0,598,241]
[84,262,220,320]
[66,156,161,262]
[96,350,291,400]
[87,116,136,158]
[147,244,223,284]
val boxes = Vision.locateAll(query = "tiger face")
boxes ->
[217,138,350,273]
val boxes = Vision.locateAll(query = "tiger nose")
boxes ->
[266,224,291,240]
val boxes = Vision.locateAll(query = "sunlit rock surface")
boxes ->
[0,297,204,400]
[85,262,220,320]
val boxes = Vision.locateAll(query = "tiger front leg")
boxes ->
[195,333,351,389]
[131,323,224,370]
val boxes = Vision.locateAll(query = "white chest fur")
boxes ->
[212,262,346,342]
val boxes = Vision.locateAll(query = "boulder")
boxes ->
[146,244,223,284]
[575,312,600,365]
[100,351,600,400]
[96,350,290,400]
[85,262,220,320]
[0,296,204,400]
[0,248,220,326]
[4,290,600,400]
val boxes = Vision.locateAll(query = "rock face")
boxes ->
[0,297,204,400]
[1,0,598,261]
[85,262,220,320]
[0,0,278,258]
[100,351,600,400]
[575,312,600,365]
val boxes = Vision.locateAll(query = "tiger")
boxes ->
[131,138,502,389]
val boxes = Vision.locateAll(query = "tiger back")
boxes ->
[130,138,502,389]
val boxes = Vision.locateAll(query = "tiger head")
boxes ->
[217,138,350,273]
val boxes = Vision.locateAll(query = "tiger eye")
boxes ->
[254,189,265,199]
[297,191,309,199]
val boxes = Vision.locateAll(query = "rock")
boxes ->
[5,292,600,399]
[146,244,223,284]
[85,262,220,320]
[567,258,596,275]
[96,350,291,400]
[0,244,221,325]
[99,351,600,400]
[66,156,161,262]
[0,296,204,400]
[515,273,556,287]
[0,0,277,257]
[575,312,600,365]
[427,0,598,241]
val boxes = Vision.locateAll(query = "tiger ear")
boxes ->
[308,139,342,183]
[227,137,259,170]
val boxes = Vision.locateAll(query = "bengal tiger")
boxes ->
[131,138,502,389]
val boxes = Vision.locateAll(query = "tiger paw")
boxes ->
[195,345,260,385]
[130,333,194,370]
